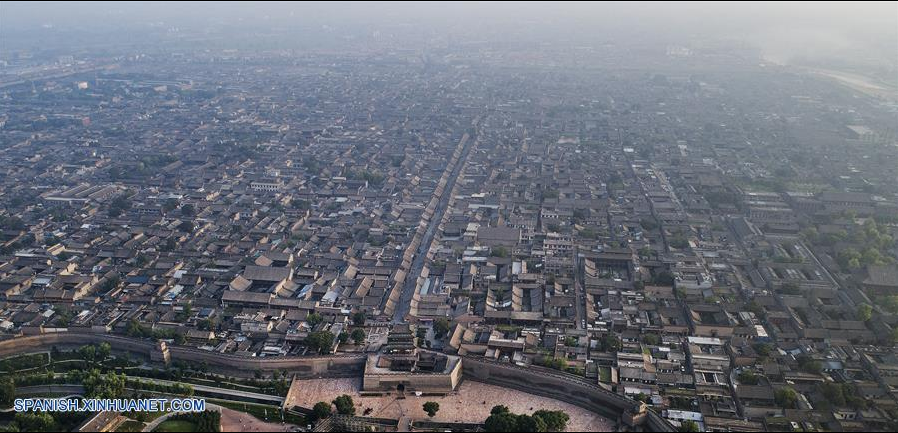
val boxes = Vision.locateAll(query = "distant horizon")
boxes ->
[1,1,896,71]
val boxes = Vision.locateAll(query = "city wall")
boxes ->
[0,332,365,377]
[0,332,671,430]
[461,356,674,431]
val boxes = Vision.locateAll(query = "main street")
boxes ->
[393,123,478,323]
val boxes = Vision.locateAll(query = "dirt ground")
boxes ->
[284,378,614,431]
[219,407,300,432]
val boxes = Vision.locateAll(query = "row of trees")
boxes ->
[804,219,896,271]
[161,199,195,217]
[126,378,194,396]
[310,394,357,422]
[0,376,14,408]
[0,353,48,373]
[3,409,91,432]
[107,193,132,217]
[80,369,126,399]
[817,382,868,409]
[77,342,112,366]
[168,411,221,432]
[484,405,570,432]
[306,312,370,353]
[308,398,437,424]
[125,319,186,345]
[306,330,335,354]
[0,216,25,231]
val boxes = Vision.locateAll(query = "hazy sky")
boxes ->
[1,1,896,65]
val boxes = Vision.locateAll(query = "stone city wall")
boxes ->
[461,356,674,431]
[0,332,671,430]
[0,332,365,377]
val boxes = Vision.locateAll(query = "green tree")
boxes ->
[640,218,659,231]
[307,313,323,328]
[162,237,177,252]
[532,410,570,432]
[134,254,150,268]
[78,345,97,364]
[332,394,355,415]
[97,342,111,361]
[433,317,451,338]
[882,296,898,314]
[738,371,760,385]
[172,332,186,346]
[678,420,700,432]
[746,300,766,318]
[780,282,801,295]
[352,312,366,326]
[423,401,440,417]
[177,220,195,233]
[483,406,568,433]
[162,199,178,213]
[538,357,568,371]
[98,275,121,294]
[775,387,799,409]
[653,270,675,286]
[753,343,773,358]
[642,334,660,346]
[668,234,690,249]
[490,246,510,258]
[14,412,56,432]
[797,355,823,375]
[126,319,147,338]
[600,334,621,353]
[197,318,217,331]
[818,382,847,407]
[351,328,366,345]
[82,369,126,399]
[0,216,25,231]
[579,227,598,239]
[181,204,195,217]
[484,412,518,432]
[311,401,331,422]
[638,246,653,258]
[0,376,14,407]
[306,331,335,354]
[515,414,546,432]
[857,304,873,322]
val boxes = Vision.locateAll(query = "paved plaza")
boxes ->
[219,408,299,432]
[285,378,614,431]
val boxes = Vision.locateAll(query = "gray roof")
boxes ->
[864,265,898,287]
[243,265,291,282]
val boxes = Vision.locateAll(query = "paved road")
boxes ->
[14,384,85,397]
[6,386,84,414]
[130,376,284,404]
[572,244,585,330]
[141,402,223,432]
[393,125,478,323]
[28,374,283,405]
